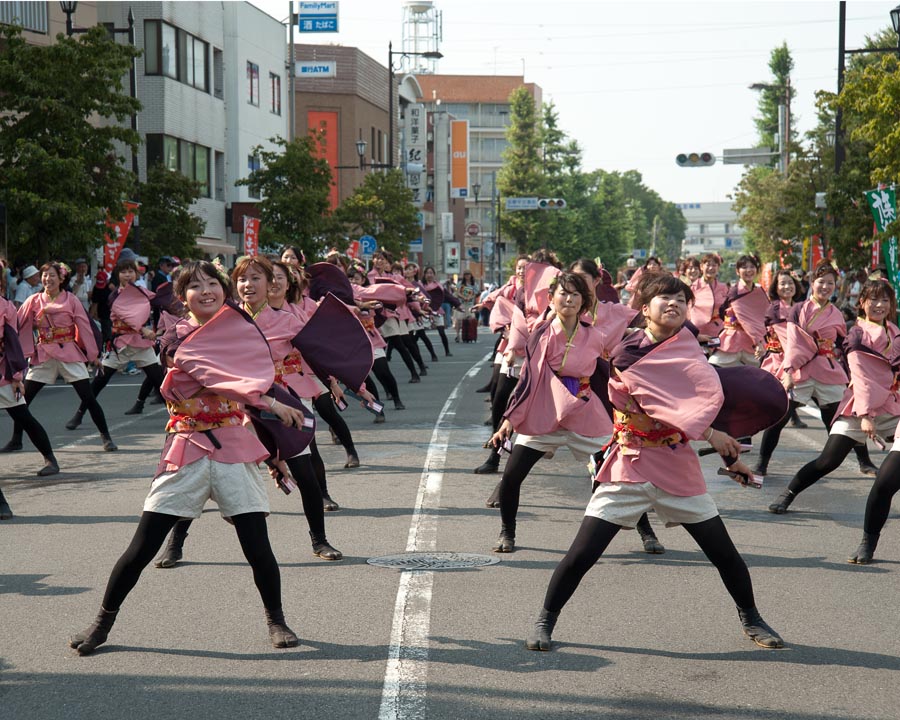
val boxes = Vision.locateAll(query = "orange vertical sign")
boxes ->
[308,110,340,210]
[244,216,260,256]
[450,120,469,199]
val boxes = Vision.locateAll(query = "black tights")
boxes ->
[10,378,109,444]
[78,363,163,413]
[759,401,872,465]
[403,333,426,372]
[5,405,54,457]
[286,454,326,536]
[371,357,401,402]
[864,451,900,535]
[309,438,330,497]
[787,433,858,496]
[386,335,418,378]
[101,511,281,613]
[313,393,356,456]
[542,515,755,613]
[436,327,450,355]
[414,329,437,359]
[498,445,549,530]
[491,374,519,432]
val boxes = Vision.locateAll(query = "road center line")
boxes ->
[378,353,492,720]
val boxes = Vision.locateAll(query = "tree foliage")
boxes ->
[136,164,206,262]
[753,43,797,152]
[236,134,333,258]
[334,170,420,258]
[0,24,141,262]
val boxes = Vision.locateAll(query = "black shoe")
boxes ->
[393,399,406,410]
[65,411,85,430]
[409,375,421,384]
[859,461,878,476]
[753,455,770,477]
[0,440,23,453]
[636,514,665,554]
[37,457,60,477]
[445,352,453,357]
[790,418,808,429]
[848,532,879,565]
[430,355,439,362]
[767,489,795,514]
[70,607,118,655]
[124,400,145,415]
[374,411,386,424]
[0,500,12,520]
[310,531,343,561]
[330,427,339,445]
[492,526,515,553]
[474,452,500,475]
[344,453,360,469]
[485,480,501,508]
[101,434,118,452]
[155,526,189,568]
[419,367,428,376]
[265,608,299,648]
[149,391,165,405]
[475,384,492,393]
[525,608,560,651]
[322,493,340,512]
[738,606,784,648]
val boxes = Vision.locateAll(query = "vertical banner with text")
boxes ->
[406,103,426,207]
[103,201,139,272]
[865,188,900,293]
[444,242,460,275]
[243,216,260,256]
[450,120,469,199]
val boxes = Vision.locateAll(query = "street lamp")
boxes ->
[835,1,900,174]
[335,139,392,172]
[387,41,443,169]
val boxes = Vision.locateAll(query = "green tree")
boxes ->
[537,103,583,259]
[753,43,797,154]
[236,134,333,258]
[497,87,547,252]
[334,170,420,258]
[136,164,206,262]
[0,25,141,261]
[580,171,633,264]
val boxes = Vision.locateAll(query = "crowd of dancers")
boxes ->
[1,246,898,655]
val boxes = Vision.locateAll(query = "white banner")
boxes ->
[444,242,460,274]
[441,212,454,240]
[405,103,426,208]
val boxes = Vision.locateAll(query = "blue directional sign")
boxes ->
[298,2,339,33]
[505,197,539,211]
[359,234,377,258]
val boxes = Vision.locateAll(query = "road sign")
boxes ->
[359,234,377,258]
[298,1,339,33]
[722,147,776,165]
[467,246,481,262]
[346,239,360,259]
[295,61,336,78]
[466,222,481,237]
[408,238,423,253]
[505,197,539,211]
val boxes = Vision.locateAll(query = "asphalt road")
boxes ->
[2,332,900,720]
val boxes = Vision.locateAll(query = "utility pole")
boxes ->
[288,1,295,142]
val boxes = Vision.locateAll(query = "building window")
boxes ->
[213,49,224,99]
[145,20,208,92]
[0,2,49,33]
[247,62,260,106]
[269,73,281,115]
[247,155,261,199]
[215,151,225,201]
[146,134,210,198]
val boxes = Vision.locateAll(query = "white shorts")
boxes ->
[791,379,846,407]
[102,344,159,370]
[830,413,898,445]
[500,354,524,378]
[26,358,89,384]
[0,383,25,410]
[379,318,403,338]
[374,346,386,360]
[709,350,759,368]
[143,457,269,519]
[515,428,607,463]
[432,314,445,329]
[585,481,720,528]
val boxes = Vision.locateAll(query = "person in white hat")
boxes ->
[14,265,41,308]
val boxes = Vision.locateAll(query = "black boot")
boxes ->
[525,608,560,651]
[767,489,795,514]
[474,449,501,475]
[344,451,360,469]
[855,444,878,476]
[374,411,386,424]
[101,434,118,452]
[322,492,340,512]
[69,607,118,655]
[124,399,145,416]
[848,532,880,564]
[65,410,85,430]
[738,606,784,648]
[492,524,515,553]
[155,524,189,568]
[789,407,807,428]
[37,454,60,477]
[393,398,406,410]
[409,373,421,384]
[485,480,502,508]
[0,489,12,520]
[753,454,770,476]
[310,531,343,561]
[635,513,665,554]
[265,608,299,648]
[430,353,439,362]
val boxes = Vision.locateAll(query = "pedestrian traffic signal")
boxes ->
[538,198,567,210]
[676,152,716,167]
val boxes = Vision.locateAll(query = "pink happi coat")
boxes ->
[110,283,155,349]
[596,328,724,497]
[836,318,900,419]
[1,296,26,387]
[353,282,409,350]
[156,304,273,477]
[254,305,323,400]
[523,263,560,329]
[18,290,99,364]
[782,299,848,386]
[718,283,770,354]
[587,301,637,355]
[689,278,728,337]
[504,316,618,437]
[759,300,793,378]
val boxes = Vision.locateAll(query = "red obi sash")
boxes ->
[166,394,244,433]
[558,374,591,400]
[38,325,76,344]
[612,407,686,449]
[112,319,137,335]
[723,311,742,331]
[764,330,783,353]
[274,351,303,385]
[816,337,836,359]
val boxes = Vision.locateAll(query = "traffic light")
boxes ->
[676,152,716,167]
[538,198,567,210]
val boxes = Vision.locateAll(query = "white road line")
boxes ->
[56,407,168,450]
[378,355,492,720]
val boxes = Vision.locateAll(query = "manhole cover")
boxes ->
[367,552,501,570]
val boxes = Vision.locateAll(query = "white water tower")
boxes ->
[401,0,442,74]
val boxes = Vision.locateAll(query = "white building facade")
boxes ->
[677,202,747,256]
